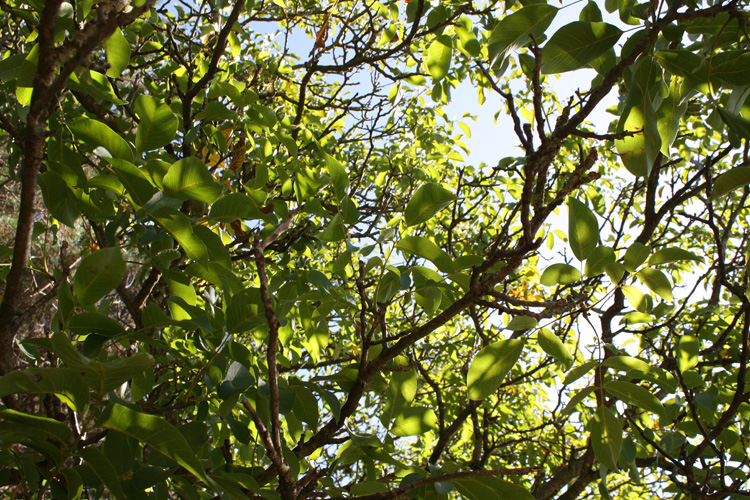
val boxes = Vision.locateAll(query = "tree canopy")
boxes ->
[1,0,750,498]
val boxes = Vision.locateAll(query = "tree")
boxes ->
[1,0,750,497]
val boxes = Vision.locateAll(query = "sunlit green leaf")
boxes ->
[623,243,651,273]
[148,207,209,267]
[454,476,534,500]
[135,95,178,154]
[506,316,537,331]
[677,335,699,372]
[163,157,223,204]
[648,247,703,265]
[68,118,134,162]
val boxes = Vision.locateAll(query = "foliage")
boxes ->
[0,0,750,498]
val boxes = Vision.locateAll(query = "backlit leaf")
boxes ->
[591,406,622,471]
[390,406,437,436]
[538,329,573,369]
[636,267,673,302]
[604,380,666,420]
[488,5,558,66]
[467,339,524,400]
[568,198,599,261]
[540,263,581,286]
[105,28,130,78]
[404,183,456,227]
[397,235,454,273]
[426,35,452,81]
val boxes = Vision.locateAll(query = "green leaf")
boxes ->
[716,107,750,140]
[390,406,437,436]
[396,235,454,273]
[467,339,525,400]
[562,387,595,415]
[148,207,209,267]
[623,242,651,273]
[105,28,130,78]
[604,380,666,420]
[541,22,622,74]
[585,246,616,276]
[68,118,134,162]
[67,312,125,337]
[67,69,128,105]
[656,83,687,156]
[563,360,598,385]
[709,167,750,200]
[93,352,155,394]
[538,329,573,369]
[568,198,599,261]
[648,247,703,265]
[677,335,699,372]
[454,476,534,500]
[0,367,90,413]
[38,171,80,227]
[74,247,127,305]
[590,406,622,471]
[108,158,157,208]
[207,193,268,222]
[77,448,127,500]
[426,35,452,81]
[404,183,456,227]
[0,409,73,443]
[381,367,418,425]
[225,288,265,334]
[487,4,558,65]
[540,263,581,286]
[163,157,223,204]
[711,52,750,87]
[324,153,349,202]
[134,95,178,154]
[636,267,673,302]
[318,213,347,242]
[98,403,211,485]
[506,316,538,331]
